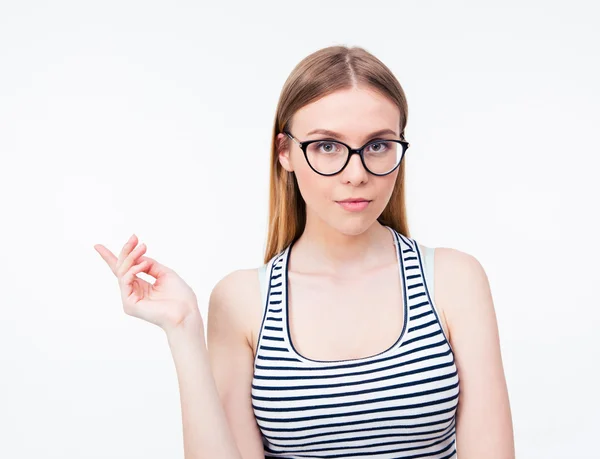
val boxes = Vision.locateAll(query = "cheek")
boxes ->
[293,164,331,206]
[379,172,399,199]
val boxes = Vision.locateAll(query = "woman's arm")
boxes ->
[205,269,266,458]
[166,313,248,459]
[165,268,264,459]
[436,248,515,458]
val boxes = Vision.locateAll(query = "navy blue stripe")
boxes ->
[253,383,459,415]
[262,336,285,342]
[252,370,458,401]
[264,420,454,443]
[263,429,456,458]
[259,345,290,352]
[259,413,456,434]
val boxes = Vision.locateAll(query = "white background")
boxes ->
[1,1,599,457]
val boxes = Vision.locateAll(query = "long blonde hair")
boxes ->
[264,45,411,264]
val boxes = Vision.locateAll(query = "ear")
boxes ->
[276,133,294,172]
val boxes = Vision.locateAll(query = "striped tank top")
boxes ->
[252,226,460,458]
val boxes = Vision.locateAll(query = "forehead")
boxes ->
[291,86,400,141]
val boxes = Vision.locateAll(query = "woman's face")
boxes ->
[277,85,402,236]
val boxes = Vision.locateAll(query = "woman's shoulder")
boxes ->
[433,246,487,289]
[427,245,492,336]
[207,266,264,344]
[414,240,482,280]
[209,265,264,310]
[209,247,283,318]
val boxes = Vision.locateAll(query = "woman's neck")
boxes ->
[290,216,395,276]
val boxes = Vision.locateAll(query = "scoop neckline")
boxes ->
[282,225,410,365]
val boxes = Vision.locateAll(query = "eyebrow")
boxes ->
[305,128,399,141]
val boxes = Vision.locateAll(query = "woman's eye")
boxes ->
[318,142,338,153]
[368,141,389,152]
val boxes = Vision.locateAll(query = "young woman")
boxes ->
[95,46,515,458]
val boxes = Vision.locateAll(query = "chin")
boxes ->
[324,213,377,236]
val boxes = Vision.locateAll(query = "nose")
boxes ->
[340,151,369,185]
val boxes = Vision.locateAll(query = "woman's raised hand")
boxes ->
[94,234,201,334]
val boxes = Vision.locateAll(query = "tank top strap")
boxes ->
[388,227,454,349]
[254,248,298,365]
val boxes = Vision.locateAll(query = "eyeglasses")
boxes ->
[283,130,410,176]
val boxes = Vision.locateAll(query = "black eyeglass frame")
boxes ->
[283,130,410,177]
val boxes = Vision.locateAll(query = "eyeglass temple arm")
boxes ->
[285,132,302,147]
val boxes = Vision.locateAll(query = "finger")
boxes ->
[117,234,138,271]
[137,255,174,279]
[94,244,119,274]
[121,260,150,301]
[117,242,148,277]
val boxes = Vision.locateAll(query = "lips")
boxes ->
[336,199,371,212]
